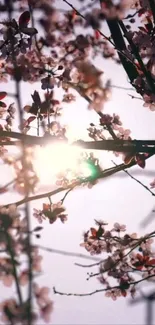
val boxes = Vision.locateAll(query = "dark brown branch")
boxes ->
[76,139,155,153]
[119,21,155,93]
[5,152,154,207]
[105,18,138,84]
[53,274,155,297]
[5,231,23,305]
[2,130,155,153]
[6,1,33,322]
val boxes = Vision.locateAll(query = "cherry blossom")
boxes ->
[0,0,155,323]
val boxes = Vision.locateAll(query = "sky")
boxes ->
[0,0,155,324]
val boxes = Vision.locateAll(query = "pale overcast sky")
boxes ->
[0,0,155,324]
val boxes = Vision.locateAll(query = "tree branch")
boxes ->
[5,152,154,207]
[62,0,138,68]
[37,245,101,262]
[6,2,33,322]
[53,274,155,297]
[119,21,155,93]
[2,130,155,153]
[5,231,23,305]
[112,160,155,196]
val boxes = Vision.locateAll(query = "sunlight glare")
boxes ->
[33,143,92,185]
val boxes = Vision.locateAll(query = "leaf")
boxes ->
[96,226,104,238]
[19,11,30,27]
[90,227,97,237]
[138,8,146,16]
[145,17,153,33]
[136,253,143,260]
[120,281,130,290]
[12,19,18,30]
[43,203,50,211]
[0,213,13,229]
[0,187,8,194]
[24,105,32,113]
[33,226,43,232]
[0,101,6,108]
[26,116,36,125]
[94,30,100,39]
[135,154,146,169]
[147,258,155,265]
[145,23,152,34]
[31,91,41,106]
[72,10,77,19]
[138,26,147,33]
[124,153,134,165]
[24,104,39,116]
[121,290,127,297]
[0,92,7,100]
[21,27,38,36]
[133,263,143,270]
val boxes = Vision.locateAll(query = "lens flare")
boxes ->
[33,143,92,185]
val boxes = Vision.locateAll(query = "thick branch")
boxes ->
[105,19,138,83]
[0,130,64,146]
[76,139,155,153]
[119,21,155,93]
[1,130,155,153]
[6,152,154,207]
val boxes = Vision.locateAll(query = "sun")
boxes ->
[33,142,92,185]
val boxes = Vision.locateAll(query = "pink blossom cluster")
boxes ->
[80,220,155,299]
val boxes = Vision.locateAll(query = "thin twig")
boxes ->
[53,274,155,297]
[111,160,155,196]
[75,231,155,271]
[0,178,16,190]
[61,187,75,204]
[112,85,135,91]
[128,94,143,100]
[37,245,101,261]
[75,260,101,268]
[124,9,141,20]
